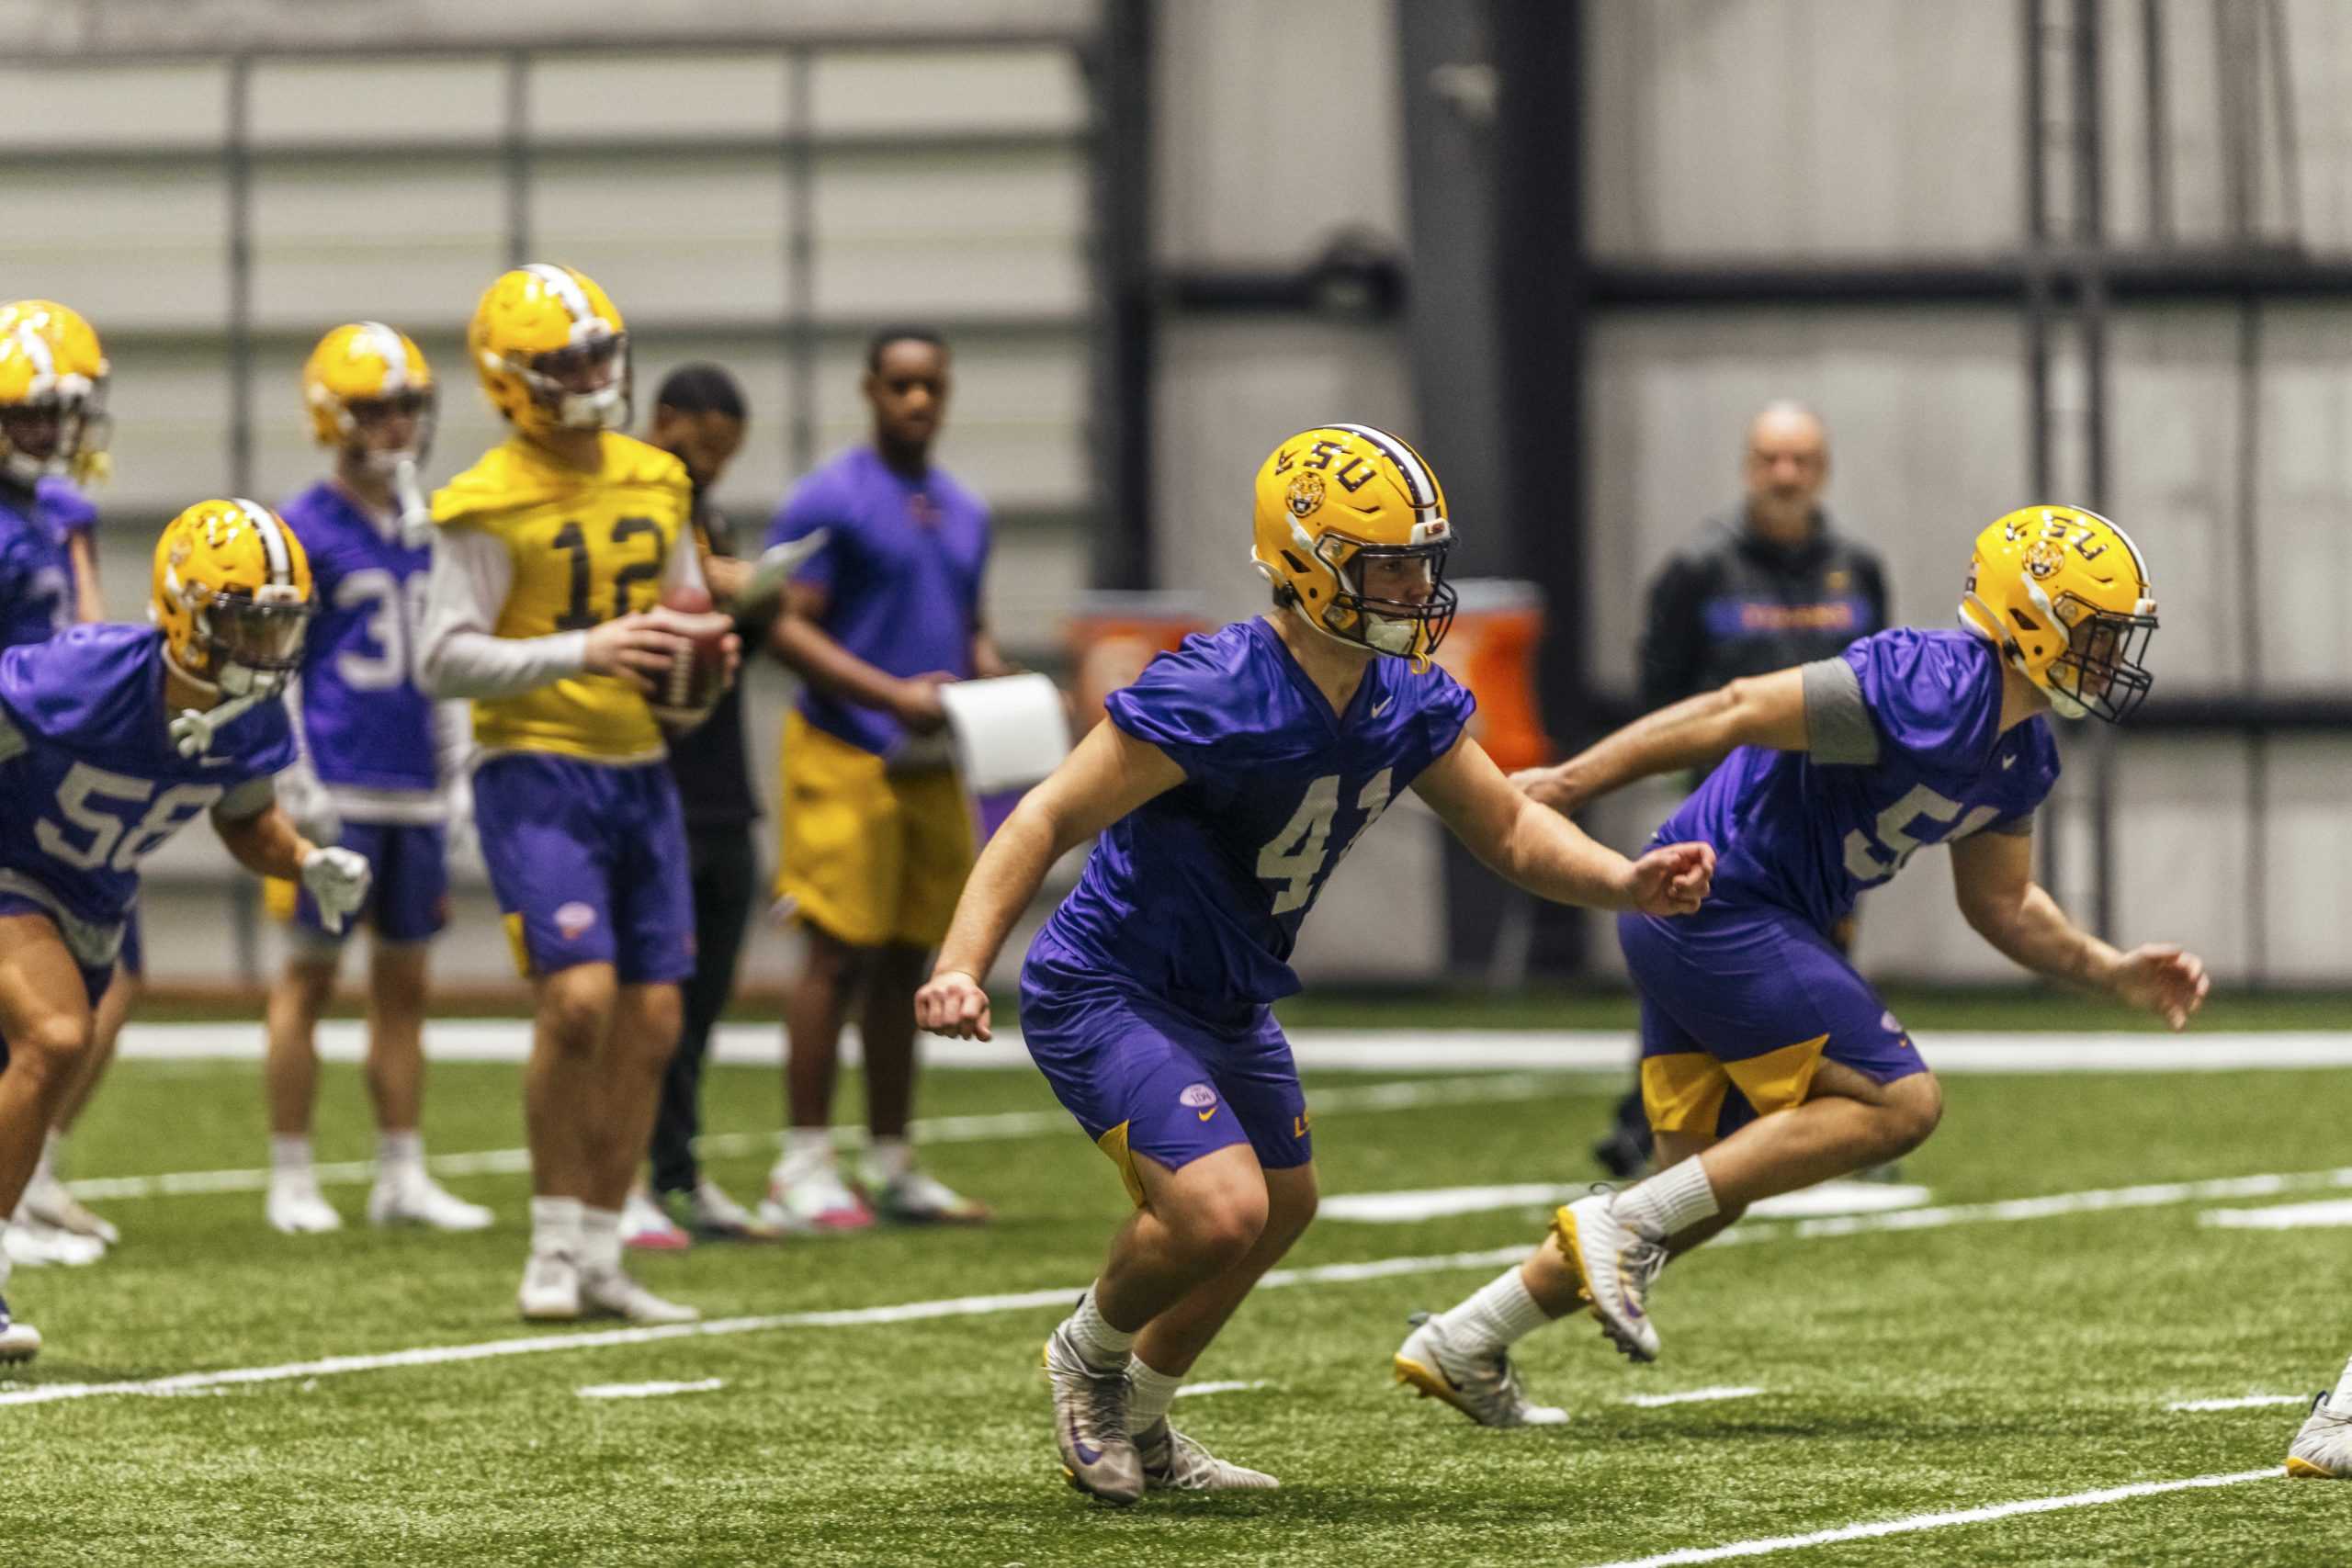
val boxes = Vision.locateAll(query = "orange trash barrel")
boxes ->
[1430,578,1553,772]
[1066,592,1211,730]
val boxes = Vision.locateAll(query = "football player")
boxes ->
[913,425,1715,1502]
[0,499,370,1361]
[0,301,130,1262]
[417,264,742,1325]
[1397,506,2210,1427]
[259,323,491,1236]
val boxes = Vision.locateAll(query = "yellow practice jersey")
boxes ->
[432,431,694,761]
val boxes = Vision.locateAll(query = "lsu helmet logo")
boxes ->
[1285,470,1325,519]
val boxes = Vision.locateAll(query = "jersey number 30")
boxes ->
[1257,770,1393,915]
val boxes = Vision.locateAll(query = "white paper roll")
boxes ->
[937,673,1072,795]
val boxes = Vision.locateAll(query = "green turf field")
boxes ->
[4,1043,2344,1566]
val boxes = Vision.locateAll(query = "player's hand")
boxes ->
[2108,942,2210,1032]
[892,671,956,736]
[582,613,693,696]
[914,968,991,1042]
[1513,761,1587,815]
[299,845,372,936]
[1618,840,1714,916]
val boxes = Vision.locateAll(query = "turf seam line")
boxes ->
[576,1379,725,1400]
[1618,1386,1764,1407]
[2167,1393,2307,1412]
[1573,1468,2278,1568]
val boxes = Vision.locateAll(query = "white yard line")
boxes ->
[67,1072,1561,1205]
[576,1379,725,1401]
[2167,1394,2308,1412]
[2199,1198,2352,1230]
[108,1021,2352,1074]
[1619,1387,1765,1408]
[1175,1380,1271,1398]
[1575,1469,2278,1568]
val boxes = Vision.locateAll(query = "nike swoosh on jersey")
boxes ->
[2000,753,2017,769]
[1370,697,1394,717]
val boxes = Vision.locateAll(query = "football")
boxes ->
[655,581,734,721]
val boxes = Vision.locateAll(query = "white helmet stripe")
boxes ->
[358,321,408,392]
[1329,422,1439,518]
[523,263,594,327]
[234,498,292,587]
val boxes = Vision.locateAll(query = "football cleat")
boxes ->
[1555,1193,1666,1363]
[662,1179,778,1242]
[4,1216,104,1268]
[865,1166,990,1226]
[266,1178,345,1236]
[1043,1325,1143,1506]
[1393,1310,1568,1427]
[620,1187,691,1251]
[0,1294,40,1364]
[20,1172,119,1246]
[1136,1419,1279,1491]
[578,1266,698,1325]
[758,1163,875,1234]
[2288,1393,2352,1479]
[368,1174,493,1233]
[517,1252,581,1322]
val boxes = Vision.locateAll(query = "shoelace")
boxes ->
[1623,1235,1668,1301]
[1085,1368,1131,1450]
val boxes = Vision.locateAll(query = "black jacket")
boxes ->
[1638,508,1890,713]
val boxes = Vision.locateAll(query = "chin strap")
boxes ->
[391,456,432,548]
[169,689,270,758]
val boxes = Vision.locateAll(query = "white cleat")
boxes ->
[578,1265,700,1325]
[866,1166,991,1226]
[621,1187,692,1252]
[517,1252,581,1322]
[1554,1193,1666,1363]
[21,1172,119,1246]
[0,1295,40,1364]
[1393,1311,1569,1427]
[1042,1325,1143,1506]
[368,1174,493,1233]
[670,1178,778,1242]
[2289,1394,2352,1479]
[4,1217,104,1268]
[1136,1419,1280,1491]
[266,1178,345,1236]
[757,1163,875,1235]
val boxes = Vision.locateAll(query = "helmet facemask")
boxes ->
[2043,592,2156,723]
[0,375,107,487]
[171,581,311,698]
[335,385,437,479]
[1298,526,1458,664]
[508,332,629,433]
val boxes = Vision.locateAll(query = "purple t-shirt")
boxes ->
[764,446,990,757]
[0,624,295,931]
[0,485,75,649]
[281,480,437,794]
[1031,619,1477,1015]
[1655,626,2060,932]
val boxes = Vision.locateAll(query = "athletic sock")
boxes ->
[1613,1156,1719,1242]
[1438,1265,1554,1353]
[1062,1284,1136,1373]
[529,1196,583,1260]
[32,1129,65,1188]
[580,1206,623,1274]
[1127,1356,1182,1431]
[865,1135,913,1184]
[776,1126,833,1181]
[2327,1354,2352,1418]
[0,1249,11,1295]
[377,1129,424,1186]
[269,1134,315,1180]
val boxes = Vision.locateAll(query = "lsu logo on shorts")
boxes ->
[1180,1082,1219,1122]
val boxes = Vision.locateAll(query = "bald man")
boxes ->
[1597,402,1890,1177]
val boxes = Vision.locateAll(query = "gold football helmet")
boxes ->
[304,321,435,469]
[1250,423,1456,670]
[152,498,315,698]
[1960,503,2156,722]
[468,264,628,437]
[0,299,110,486]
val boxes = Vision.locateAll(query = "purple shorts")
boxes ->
[118,904,142,979]
[1020,945,1311,1202]
[1620,902,1927,1141]
[283,822,449,944]
[474,753,694,985]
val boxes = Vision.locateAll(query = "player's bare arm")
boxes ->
[915,723,1186,1042]
[1515,666,1810,814]
[768,579,953,734]
[1950,828,2209,1031]
[1413,732,1713,916]
[210,798,315,882]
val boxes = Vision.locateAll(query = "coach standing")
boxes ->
[760,328,1007,1232]
[1593,400,1890,1177]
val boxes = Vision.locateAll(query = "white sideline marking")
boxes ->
[2200,1199,2352,1230]
[577,1379,724,1401]
[1176,1380,1270,1398]
[1575,1469,2277,1568]
[2167,1394,2306,1412]
[109,1021,2352,1074]
[1323,1179,1929,1226]
[1619,1386,1764,1408]
[68,1072,1560,1205]
[1781,1168,2352,1239]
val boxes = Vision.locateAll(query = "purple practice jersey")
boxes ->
[1031,618,1477,1013]
[0,624,294,941]
[0,484,76,649]
[766,446,990,758]
[1657,626,2060,932]
[282,480,437,795]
